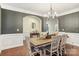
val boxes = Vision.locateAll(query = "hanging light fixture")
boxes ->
[48,3,57,20]
[46,3,59,33]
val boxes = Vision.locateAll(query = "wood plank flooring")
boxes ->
[65,44,79,56]
[0,46,27,56]
[0,44,79,56]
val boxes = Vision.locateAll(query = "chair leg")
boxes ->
[63,48,66,55]
[43,49,46,56]
[64,49,66,55]
[60,48,62,56]
[40,50,42,56]
[57,49,59,56]
[50,50,52,56]
[31,53,34,56]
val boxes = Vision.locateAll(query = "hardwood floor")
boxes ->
[0,44,79,56]
[65,44,79,56]
[0,46,27,56]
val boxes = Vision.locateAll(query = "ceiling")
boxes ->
[1,3,79,16]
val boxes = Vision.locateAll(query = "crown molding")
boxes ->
[44,8,79,17]
[1,4,79,17]
[58,8,79,16]
[0,4,44,17]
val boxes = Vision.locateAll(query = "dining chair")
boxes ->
[44,35,61,56]
[60,34,68,56]
[23,37,42,56]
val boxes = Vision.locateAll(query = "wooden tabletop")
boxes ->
[30,37,52,47]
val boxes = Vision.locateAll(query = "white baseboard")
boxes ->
[2,43,23,51]
[66,42,79,47]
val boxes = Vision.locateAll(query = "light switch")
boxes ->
[17,29,19,32]
[62,29,64,31]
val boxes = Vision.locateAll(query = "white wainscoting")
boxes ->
[0,33,30,52]
[0,32,79,53]
[59,32,79,46]
[66,33,79,46]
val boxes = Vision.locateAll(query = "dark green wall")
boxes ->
[1,9,43,34]
[42,17,48,32]
[1,9,25,34]
[58,12,79,33]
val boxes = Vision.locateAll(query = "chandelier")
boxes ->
[47,4,59,33]
[48,4,57,20]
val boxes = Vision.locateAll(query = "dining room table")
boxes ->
[30,32,60,47]
[30,37,52,47]
[30,37,54,56]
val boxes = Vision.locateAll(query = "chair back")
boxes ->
[61,34,68,46]
[51,35,61,49]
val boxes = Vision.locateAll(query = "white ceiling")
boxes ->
[1,3,79,16]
